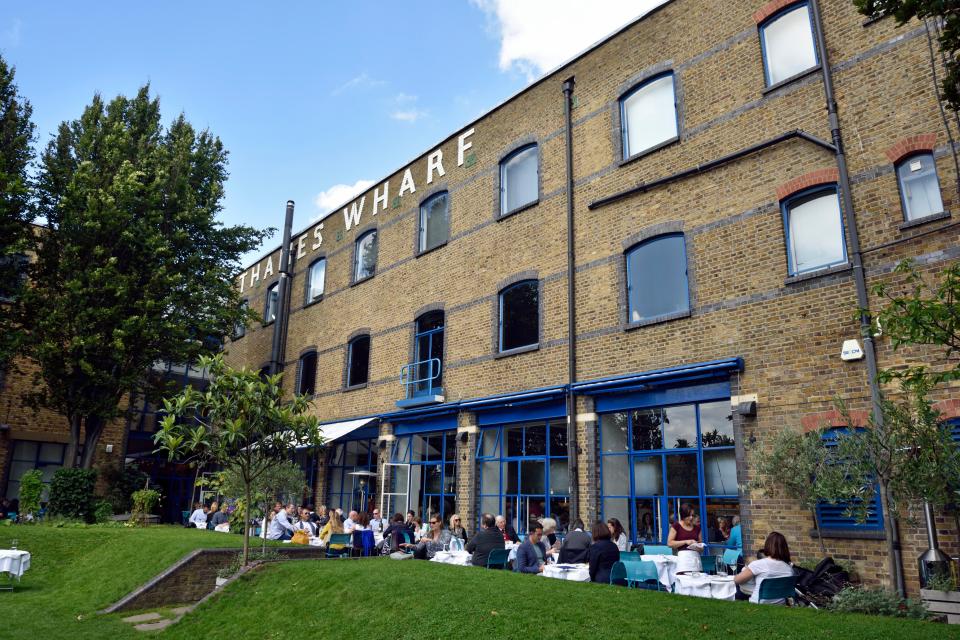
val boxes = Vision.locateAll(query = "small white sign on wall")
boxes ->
[841,339,864,361]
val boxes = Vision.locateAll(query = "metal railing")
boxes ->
[399,358,442,399]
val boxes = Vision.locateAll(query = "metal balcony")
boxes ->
[396,358,444,409]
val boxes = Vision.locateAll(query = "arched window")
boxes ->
[782,185,847,276]
[414,311,444,394]
[346,335,371,387]
[233,299,248,339]
[419,192,450,253]
[625,234,689,323]
[305,257,326,304]
[499,280,539,352]
[264,282,279,324]
[297,350,317,396]
[620,73,677,159]
[896,152,943,221]
[759,2,818,86]
[354,230,378,282]
[500,144,539,216]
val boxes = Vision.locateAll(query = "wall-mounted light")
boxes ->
[457,431,468,444]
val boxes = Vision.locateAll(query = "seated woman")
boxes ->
[448,514,468,545]
[380,513,408,555]
[637,512,655,542]
[607,517,629,552]
[734,532,795,604]
[588,521,620,584]
[406,515,451,560]
[667,502,702,553]
[540,517,559,549]
[319,510,346,551]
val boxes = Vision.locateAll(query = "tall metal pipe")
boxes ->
[269,200,295,376]
[809,0,904,596]
[562,76,580,524]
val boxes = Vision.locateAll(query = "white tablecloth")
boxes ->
[542,563,590,581]
[640,554,678,589]
[0,550,30,579]
[673,574,735,600]
[431,550,473,566]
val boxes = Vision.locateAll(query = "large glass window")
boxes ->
[626,234,689,323]
[783,186,847,276]
[306,258,326,304]
[897,153,944,221]
[419,192,450,253]
[297,351,317,396]
[500,144,539,216]
[264,282,279,324]
[391,432,457,522]
[5,440,66,501]
[354,230,378,282]
[346,335,370,387]
[477,421,569,534]
[233,299,248,339]
[499,280,538,352]
[326,439,378,513]
[760,2,818,86]
[620,73,678,159]
[599,399,739,547]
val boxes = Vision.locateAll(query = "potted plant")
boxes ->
[920,572,960,624]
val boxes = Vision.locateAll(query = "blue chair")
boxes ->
[757,575,798,605]
[620,550,641,562]
[610,561,627,585]
[701,555,717,575]
[623,560,662,590]
[326,533,352,558]
[641,544,673,556]
[400,530,415,554]
[486,548,510,570]
[353,529,376,557]
[722,548,742,571]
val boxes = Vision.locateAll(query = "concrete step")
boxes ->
[121,612,162,623]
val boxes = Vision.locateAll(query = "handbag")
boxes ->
[291,529,310,545]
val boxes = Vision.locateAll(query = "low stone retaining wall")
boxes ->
[101,545,328,613]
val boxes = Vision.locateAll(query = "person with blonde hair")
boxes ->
[205,501,219,530]
[448,513,468,543]
[319,509,346,551]
[540,517,559,547]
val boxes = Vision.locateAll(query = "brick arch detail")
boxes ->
[934,399,960,420]
[753,0,803,24]
[776,168,839,201]
[800,409,870,433]
[885,133,938,164]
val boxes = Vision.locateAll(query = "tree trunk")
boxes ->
[811,507,827,555]
[878,479,906,596]
[63,414,82,469]
[242,483,251,567]
[79,415,105,469]
[191,461,204,506]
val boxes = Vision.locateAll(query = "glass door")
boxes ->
[631,455,663,544]
[381,463,410,517]
[414,312,444,396]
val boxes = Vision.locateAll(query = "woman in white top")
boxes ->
[188,502,207,528]
[607,517,629,552]
[734,531,796,604]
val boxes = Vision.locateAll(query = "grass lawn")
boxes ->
[2,526,959,639]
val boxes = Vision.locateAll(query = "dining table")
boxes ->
[640,554,678,590]
[672,573,736,600]
[0,549,30,587]
[541,563,590,582]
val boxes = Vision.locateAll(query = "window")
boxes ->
[233,299,248,339]
[419,192,450,253]
[326,439,378,512]
[499,280,538,352]
[5,440,66,501]
[760,2,818,86]
[391,432,458,522]
[305,258,326,304]
[412,311,444,396]
[264,282,279,324]
[354,230,378,282]
[783,186,847,276]
[297,351,317,396]
[346,335,371,387]
[500,144,539,215]
[815,428,884,531]
[620,73,678,159]
[897,153,944,221]
[626,234,689,323]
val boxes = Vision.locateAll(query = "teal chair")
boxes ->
[610,561,627,585]
[642,544,673,555]
[620,550,641,562]
[623,560,662,590]
[722,548,742,571]
[400,530,415,554]
[701,555,717,575]
[758,575,798,605]
[181,510,190,525]
[326,533,352,558]
[486,548,510,570]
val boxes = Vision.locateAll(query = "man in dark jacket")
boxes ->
[516,521,552,573]
[495,515,519,543]
[558,519,592,564]
[466,513,505,567]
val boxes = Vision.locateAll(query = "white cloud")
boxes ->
[312,179,376,220]
[390,109,428,123]
[471,0,667,81]
[331,72,385,96]
[389,93,428,123]
[0,19,22,48]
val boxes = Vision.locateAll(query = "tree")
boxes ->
[856,1,960,111]
[154,355,322,566]
[213,460,307,550]
[17,86,270,468]
[0,54,35,366]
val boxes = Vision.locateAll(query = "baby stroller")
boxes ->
[793,557,851,608]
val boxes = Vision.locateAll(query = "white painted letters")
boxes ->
[457,128,475,166]
[239,272,247,294]
[343,196,366,230]
[264,256,274,278]
[296,235,307,260]
[250,262,261,285]
[427,148,445,184]
[373,181,389,214]
[399,168,416,197]
[312,223,324,250]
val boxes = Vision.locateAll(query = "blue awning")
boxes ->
[571,357,743,395]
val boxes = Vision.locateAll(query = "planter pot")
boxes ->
[215,577,229,588]
[920,589,960,624]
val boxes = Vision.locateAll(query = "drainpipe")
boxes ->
[269,200,295,376]
[562,77,580,525]
[809,0,904,596]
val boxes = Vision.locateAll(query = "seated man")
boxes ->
[188,502,208,529]
[516,520,551,574]
[558,519,592,564]
[266,502,296,541]
[466,513,505,567]
[495,515,520,543]
[209,504,230,529]
[343,510,358,534]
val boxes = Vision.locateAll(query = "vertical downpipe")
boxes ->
[809,1,904,595]
[563,77,580,524]
[269,200,295,376]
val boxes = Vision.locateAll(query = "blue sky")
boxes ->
[1,1,661,264]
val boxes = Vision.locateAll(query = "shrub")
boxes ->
[129,488,161,526]
[17,469,44,520]
[829,586,931,620]
[924,572,958,592]
[99,463,149,514]
[93,499,114,524]
[217,549,284,580]
[48,468,98,522]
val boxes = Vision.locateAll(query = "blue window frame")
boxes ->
[620,72,678,160]
[498,280,539,352]
[391,432,457,521]
[264,282,279,324]
[815,428,884,531]
[354,230,378,282]
[476,420,569,534]
[598,400,739,548]
[326,438,378,513]
[782,185,847,276]
[500,144,539,216]
[346,335,371,388]
[305,257,326,304]
[896,153,944,222]
[411,311,444,397]
[759,2,819,87]
[625,233,689,324]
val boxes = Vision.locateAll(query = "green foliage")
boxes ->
[129,489,161,527]
[855,1,960,112]
[154,354,322,564]
[17,469,44,519]
[12,84,271,468]
[93,499,114,524]
[48,468,97,521]
[216,549,284,580]
[829,586,931,620]
[99,463,149,514]
[214,460,307,522]
[924,571,958,592]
